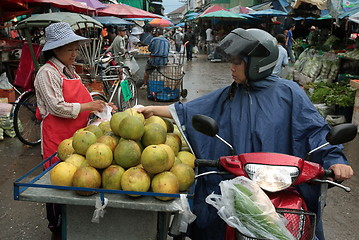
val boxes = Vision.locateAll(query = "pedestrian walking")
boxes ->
[183,26,196,61]
[173,27,184,53]
[285,25,296,63]
[272,33,288,77]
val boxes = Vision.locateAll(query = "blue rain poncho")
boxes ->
[171,75,348,240]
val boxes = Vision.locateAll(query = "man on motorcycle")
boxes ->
[138,28,354,240]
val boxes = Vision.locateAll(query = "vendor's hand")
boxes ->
[107,102,118,112]
[329,164,354,181]
[136,106,154,119]
[81,100,107,113]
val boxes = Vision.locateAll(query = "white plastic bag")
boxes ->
[88,104,113,126]
[125,56,140,75]
[206,176,294,240]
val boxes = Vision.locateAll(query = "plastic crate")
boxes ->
[147,64,184,102]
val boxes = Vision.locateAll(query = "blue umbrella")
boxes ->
[176,22,185,27]
[93,16,134,25]
[249,9,287,17]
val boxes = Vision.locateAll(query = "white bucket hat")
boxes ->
[131,26,143,35]
[42,22,88,52]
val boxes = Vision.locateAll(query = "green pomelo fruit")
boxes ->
[124,108,145,123]
[177,151,195,168]
[145,116,167,132]
[170,163,195,191]
[96,135,117,152]
[141,145,168,174]
[118,115,144,140]
[72,131,97,156]
[84,125,103,138]
[98,121,112,134]
[151,171,179,201]
[141,123,167,147]
[110,111,129,136]
[121,167,151,197]
[72,166,101,196]
[114,139,142,169]
[102,165,125,190]
[86,143,113,169]
[57,138,75,161]
[158,144,175,171]
[65,154,89,168]
[165,133,182,155]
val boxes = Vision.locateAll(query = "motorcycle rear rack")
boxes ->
[235,208,316,240]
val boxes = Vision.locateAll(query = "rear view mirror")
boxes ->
[192,114,219,137]
[326,123,357,145]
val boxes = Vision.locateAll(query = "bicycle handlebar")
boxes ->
[195,159,221,169]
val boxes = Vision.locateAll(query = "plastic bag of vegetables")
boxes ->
[206,176,294,240]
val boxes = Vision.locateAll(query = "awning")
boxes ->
[97,3,158,19]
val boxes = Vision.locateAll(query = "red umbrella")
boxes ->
[97,3,158,19]
[24,0,95,14]
[200,4,229,16]
[0,0,33,23]
[149,18,173,27]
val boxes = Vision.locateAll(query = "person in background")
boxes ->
[173,27,184,53]
[205,26,214,56]
[104,25,127,63]
[128,26,143,52]
[140,24,153,46]
[140,27,170,89]
[272,33,288,77]
[34,22,110,239]
[285,24,296,63]
[183,26,196,61]
[137,28,353,240]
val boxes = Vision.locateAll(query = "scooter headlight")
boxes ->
[244,164,299,192]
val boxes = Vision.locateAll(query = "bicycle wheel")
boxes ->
[118,77,138,111]
[13,91,41,146]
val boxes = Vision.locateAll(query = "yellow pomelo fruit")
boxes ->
[141,123,167,147]
[57,138,75,161]
[141,145,168,174]
[174,157,182,165]
[124,108,145,123]
[84,125,103,138]
[151,171,179,201]
[158,144,175,171]
[98,121,112,134]
[104,131,120,144]
[50,162,78,186]
[114,139,142,169]
[72,131,97,156]
[110,111,129,136]
[177,151,195,168]
[170,163,195,191]
[65,153,89,168]
[118,115,145,140]
[145,116,167,132]
[102,165,125,190]
[96,135,118,152]
[86,143,113,169]
[121,167,151,197]
[72,166,101,196]
[165,133,182,155]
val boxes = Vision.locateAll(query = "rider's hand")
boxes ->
[329,164,354,181]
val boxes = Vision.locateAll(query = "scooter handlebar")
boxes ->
[324,169,335,178]
[195,159,221,168]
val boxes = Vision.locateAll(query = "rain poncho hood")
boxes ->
[173,75,348,240]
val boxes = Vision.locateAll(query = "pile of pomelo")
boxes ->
[50,108,195,201]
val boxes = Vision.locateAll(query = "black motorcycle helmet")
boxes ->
[216,28,279,81]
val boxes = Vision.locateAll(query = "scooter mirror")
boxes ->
[192,114,219,137]
[326,123,357,145]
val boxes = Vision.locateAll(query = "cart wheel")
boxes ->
[181,89,188,98]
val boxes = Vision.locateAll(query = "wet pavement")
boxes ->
[0,53,358,240]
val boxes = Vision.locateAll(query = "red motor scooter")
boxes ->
[191,114,357,240]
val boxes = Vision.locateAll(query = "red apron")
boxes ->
[42,61,92,169]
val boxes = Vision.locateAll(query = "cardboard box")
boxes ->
[0,88,16,103]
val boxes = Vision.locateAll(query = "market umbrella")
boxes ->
[97,3,158,19]
[349,11,359,23]
[175,22,185,27]
[199,10,247,20]
[73,0,107,9]
[149,18,173,27]
[16,12,102,30]
[249,9,287,17]
[0,0,33,23]
[93,16,134,25]
[200,4,229,16]
[24,0,96,14]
